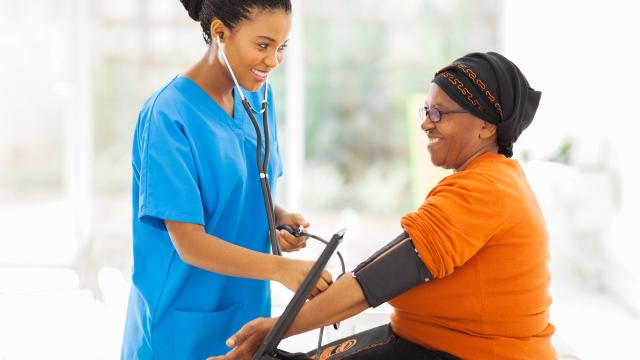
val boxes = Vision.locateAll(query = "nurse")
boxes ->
[121,0,332,358]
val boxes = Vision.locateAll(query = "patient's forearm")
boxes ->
[285,273,369,337]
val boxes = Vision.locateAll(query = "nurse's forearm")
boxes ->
[165,220,287,281]
[285,273,369,337]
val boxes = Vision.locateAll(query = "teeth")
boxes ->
[429,138,440,144]
[252,69,268,77]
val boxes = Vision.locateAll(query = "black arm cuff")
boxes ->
[353,231,432,308]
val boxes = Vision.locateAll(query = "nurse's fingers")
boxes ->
[290,213,310,228]
[310,270,333,298]
[321,270,333,285]
[310,288,319,298]
[278,230,306,252]
[284,230,306,247]
[277,231,298,252]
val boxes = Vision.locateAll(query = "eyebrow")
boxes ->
[424,102,446,108]
[425,101,465,112]
[256,35,289,45]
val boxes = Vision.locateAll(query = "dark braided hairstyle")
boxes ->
[180,0,292,45]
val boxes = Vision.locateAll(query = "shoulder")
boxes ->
[434,168,500,195]
[448,153,521,190]
[141,77,192,118]
[427,164,506,213]
[135,78,193,143]
[138,77,200,131]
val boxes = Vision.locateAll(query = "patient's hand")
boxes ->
[207,317,277,360]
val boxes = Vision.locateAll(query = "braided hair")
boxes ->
[180,0,292,45]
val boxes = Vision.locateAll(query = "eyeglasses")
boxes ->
[418,106,468,123]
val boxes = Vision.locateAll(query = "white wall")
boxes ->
[501,0,640,326]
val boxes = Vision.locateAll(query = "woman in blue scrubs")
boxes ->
[121,1,332,358]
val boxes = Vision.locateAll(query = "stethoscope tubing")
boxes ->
[242,97,281,256]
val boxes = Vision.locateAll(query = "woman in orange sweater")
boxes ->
[211,51,555,360]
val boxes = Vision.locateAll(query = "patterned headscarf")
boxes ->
[432,52,541,158]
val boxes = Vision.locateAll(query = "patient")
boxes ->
[210,51,556,360]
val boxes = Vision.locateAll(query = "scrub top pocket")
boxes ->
[173,302,242,358]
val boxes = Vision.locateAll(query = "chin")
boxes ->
[239,77,264,92]
[428,152,442,167]
[430,157,453,170]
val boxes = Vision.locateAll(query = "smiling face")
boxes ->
[421,83,498,171]
[213,9,291,91]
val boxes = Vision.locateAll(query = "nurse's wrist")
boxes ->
[273,204,287,224]
[271,255,288,283]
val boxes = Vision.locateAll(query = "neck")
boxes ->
[182,46,235,103]
[454,144,499,172]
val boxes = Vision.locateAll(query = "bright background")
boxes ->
[1,0,639,359]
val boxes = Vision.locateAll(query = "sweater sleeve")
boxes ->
[400,171,505,279]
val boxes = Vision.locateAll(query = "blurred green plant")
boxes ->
[300,0,498,213]
[548,138,573,165]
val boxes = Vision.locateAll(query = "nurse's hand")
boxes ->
[275,212,310,252]
[276,228,307,252]
[280,259,333,299]
[207,317,277,360]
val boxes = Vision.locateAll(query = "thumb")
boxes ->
[226,320,258,348]
[293,213,310,228]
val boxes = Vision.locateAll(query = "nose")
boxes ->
[264,50,282,69]
[421,118,435,132]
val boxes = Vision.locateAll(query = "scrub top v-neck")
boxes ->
[122,76,283,359]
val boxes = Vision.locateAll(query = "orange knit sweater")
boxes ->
[391,152,555,359]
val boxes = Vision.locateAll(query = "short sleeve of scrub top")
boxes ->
[137,104,205,230]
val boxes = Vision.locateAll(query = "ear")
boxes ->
[210,19,229,43]
[478,121,497,140]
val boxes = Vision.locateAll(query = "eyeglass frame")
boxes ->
[418,106,468,123]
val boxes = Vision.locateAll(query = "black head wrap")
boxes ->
[432,52,541,158]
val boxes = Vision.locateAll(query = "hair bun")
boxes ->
[180,0,204,21]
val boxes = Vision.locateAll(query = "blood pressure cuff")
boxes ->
[352,231,432,308]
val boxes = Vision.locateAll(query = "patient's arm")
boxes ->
[286,231,431,330]
[287,272,368,336]
[209,232,430,360]
[286,231,428,332]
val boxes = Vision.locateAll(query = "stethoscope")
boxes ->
[216,36,281,256]
[216,36,345,262]
[217,38,345,357]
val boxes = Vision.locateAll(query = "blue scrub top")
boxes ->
[121,76,283,359]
